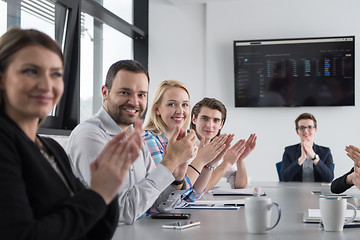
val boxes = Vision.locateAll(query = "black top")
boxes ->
[0,112,119,240]
[331,167,354,194]
[281,143,334,182]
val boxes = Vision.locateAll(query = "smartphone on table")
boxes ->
[151,213,191,219]
[162,220,200,229]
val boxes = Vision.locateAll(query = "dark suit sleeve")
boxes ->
[313,147,334,182]
[72,173,119,240]
[331,168,354,194]
[46,137,119,240]
[0,125,118,240]
[281,146,302,182]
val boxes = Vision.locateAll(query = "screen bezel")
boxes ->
[233,36,355,108]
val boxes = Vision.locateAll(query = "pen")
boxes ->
[186,204,215,207]
[224,204,243,207]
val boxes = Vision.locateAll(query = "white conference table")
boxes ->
[112,182,360,240]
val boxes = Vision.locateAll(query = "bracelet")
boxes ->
[188,164,201,175]
[204,164,216,170]
[172,179,185,186]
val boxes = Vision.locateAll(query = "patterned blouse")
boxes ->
[143,130,203,202]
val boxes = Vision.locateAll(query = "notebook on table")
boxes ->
[212,188,265,196]
[303,209,360,223]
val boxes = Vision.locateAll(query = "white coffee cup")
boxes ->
[245,196,281,234]
[319,197,357,232]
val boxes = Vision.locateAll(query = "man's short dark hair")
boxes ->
[190,97,227,137]
[105,60,150,90]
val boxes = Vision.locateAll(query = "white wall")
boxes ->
[149,0,360,181]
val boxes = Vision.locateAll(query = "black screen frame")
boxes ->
[233,36,355,108]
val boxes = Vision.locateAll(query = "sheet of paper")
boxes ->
[212,188,265,196]
[176,199,245,210]
[308,209,360,220]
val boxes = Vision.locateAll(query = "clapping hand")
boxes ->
[352,165,360,190]
[298,139,314,165]
[171,128,196,182]
[223,138,246,166]
[345,145,360,190]
[162,127,197,177]
[238,134,257,162]
[90,119,142,204]
[196,134,228,166]
[345,145,360,167]
[208,134,234,165]
[301,139,315,158]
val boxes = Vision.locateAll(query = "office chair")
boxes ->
[276,161,283,182]
[275,162,334,182]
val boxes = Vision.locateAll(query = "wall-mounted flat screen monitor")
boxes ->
[234,36,355,107]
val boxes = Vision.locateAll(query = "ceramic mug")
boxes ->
[320,197,357,231]
[245,196,281,234]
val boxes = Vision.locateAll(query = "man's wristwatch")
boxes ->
[312,154,319,160]
[172,179,185,186]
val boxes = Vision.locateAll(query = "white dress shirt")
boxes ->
[66,107,185,224]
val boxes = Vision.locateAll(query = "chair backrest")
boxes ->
[276,161,283,182]
[275,162,334,182]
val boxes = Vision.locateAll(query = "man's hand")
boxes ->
[172,162,188,180]
[352,165,360,190]
[346,145,360,167]
[238,134,257,162]
[196,134,228,166]
[222,139,246,167]
[209,134,234,165]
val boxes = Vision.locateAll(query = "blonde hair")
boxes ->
[143,80,190,135]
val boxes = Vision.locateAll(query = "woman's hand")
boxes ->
[302,140,315,158]
[298,141,308,165]
[161,128,197,174]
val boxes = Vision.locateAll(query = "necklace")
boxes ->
[35,137,74,196]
